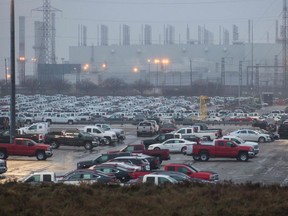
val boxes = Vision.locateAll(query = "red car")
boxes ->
[164,163,218,182]
[159,123,177,133]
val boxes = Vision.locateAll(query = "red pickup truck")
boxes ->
[192,139,255,162]
[164,163,218,182]
[0,138,53,160]
[108,144,170,162]
[130,163,219,182]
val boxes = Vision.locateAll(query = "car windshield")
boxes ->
[235,137,245,144]
[185,164,199,172]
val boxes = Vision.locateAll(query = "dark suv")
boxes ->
[278,123,288,139]
[77,152,132,169]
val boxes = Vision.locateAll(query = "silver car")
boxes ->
[229,129,271,143]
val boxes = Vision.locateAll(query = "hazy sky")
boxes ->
[0,0,283,75]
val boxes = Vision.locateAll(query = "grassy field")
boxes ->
[0,181,288,216]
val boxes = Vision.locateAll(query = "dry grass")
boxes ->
[0,181,288,216]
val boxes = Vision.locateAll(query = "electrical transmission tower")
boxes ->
[32,0,61,64]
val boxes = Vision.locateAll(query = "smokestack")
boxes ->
[186,24,190,44]
[18,16,25,85]
[276,20,279,42]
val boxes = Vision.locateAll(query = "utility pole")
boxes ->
[238,61,243,105]
[10,0,16,144]
[4,58,8,85]
[189,58,192,87]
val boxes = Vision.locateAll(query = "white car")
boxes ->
[148,138,196,153]
[229,129,271,143]
[222,135,259,155]
[206,115,222,122]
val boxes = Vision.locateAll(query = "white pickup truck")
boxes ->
[82,125,118,145]
[174,127,219,140]
[42,113,77,125]
[141,173,178,185]
[95,124,126,141]
[21,172,58,183]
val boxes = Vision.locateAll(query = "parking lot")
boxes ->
[2,123,288,186]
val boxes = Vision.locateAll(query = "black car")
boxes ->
[77,152,132,169]
[91,164,133,183]
[278,123,288,139]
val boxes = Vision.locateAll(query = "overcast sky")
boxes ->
[0,0,283,75]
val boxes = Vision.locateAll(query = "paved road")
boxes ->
[2,123,288,186]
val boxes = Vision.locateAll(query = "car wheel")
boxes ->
[84,142,93,150]
[258,137,265,143]
[105,138,112,145]
[0,150,8,159]
[193,155,200,161]
[238,152,249,162]
[46,119,52,125]
[181,147,186,153]
[199,152,209,161]
[154,147,160,150]
[50,141,59,149]
[36,151,47,160]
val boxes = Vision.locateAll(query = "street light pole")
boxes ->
[4,58,8,85]
[10,0,16,144]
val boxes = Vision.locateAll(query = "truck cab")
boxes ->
[142,173,178,185]
[22,172,57,184]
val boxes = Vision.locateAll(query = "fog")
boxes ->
[0,0,282,76]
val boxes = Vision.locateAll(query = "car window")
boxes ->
[83,174,92,179]
[239,130,247,134]
[226,142,233,147]
[43,174,52,182]
[99,155,108,162]
[217,141,224,146]
[146,176,155,183]
[158,177,170,184]
[178,167,189,174]
[248,131,256,135]
[166,166,175,171]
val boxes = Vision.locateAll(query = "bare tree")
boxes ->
[101,77,125,96]
[50,79,72,94]
[22,78,40,94]
[77,80,97,95]
[132,79,152,95]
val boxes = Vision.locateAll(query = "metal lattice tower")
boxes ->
[32,0,61,64]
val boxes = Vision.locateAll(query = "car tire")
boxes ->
[181,147,186,153]
[84,142,93,150]
[193,155,201,161]
[50,141,60,149]
[154,147,160,150]
[36,151,47,160]
[258,137,266,143]
[46,119,52,125]
[238,152,249,162]
[68,120,73,125]
[199,152,209,161]
[0,150,8,159]
[105,137,112,145]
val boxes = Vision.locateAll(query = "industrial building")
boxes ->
[13,0,288,96]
